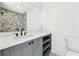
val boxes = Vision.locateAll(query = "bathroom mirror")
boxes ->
[0,7,27,32]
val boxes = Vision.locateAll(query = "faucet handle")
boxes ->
[24,32,26,35]
[14,33,18,36]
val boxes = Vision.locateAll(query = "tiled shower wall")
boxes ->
[0,7,26,32]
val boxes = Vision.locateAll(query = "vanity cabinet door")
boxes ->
[2,37,43,56]
[33,37,43,56]
[10,44,33,56]
[0,50,2,56]
[3,41,33,56]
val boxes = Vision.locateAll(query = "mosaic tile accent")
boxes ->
[0,7,26,32]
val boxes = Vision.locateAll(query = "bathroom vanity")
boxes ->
[0,31,51,56]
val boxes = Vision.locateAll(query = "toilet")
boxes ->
[66,36,79,56]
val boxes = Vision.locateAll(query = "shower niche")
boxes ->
[0,7,26,32]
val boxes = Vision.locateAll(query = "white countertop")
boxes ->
[0,31,51,50]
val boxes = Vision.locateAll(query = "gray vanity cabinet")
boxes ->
[3,41,34,56]
[33,37,42,56]
[0,50,2,56]
[9,43,33,56]
[10,42,33,56]
[2,37,42,56]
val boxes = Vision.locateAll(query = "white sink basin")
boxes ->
[14,34,34,39]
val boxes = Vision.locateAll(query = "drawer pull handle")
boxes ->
[28,42,31,45]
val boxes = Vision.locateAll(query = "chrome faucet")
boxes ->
[21,28,24,36]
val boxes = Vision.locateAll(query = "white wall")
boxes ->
[0,2,42,32]
[27,5,42,31]
[42,3,79,55]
